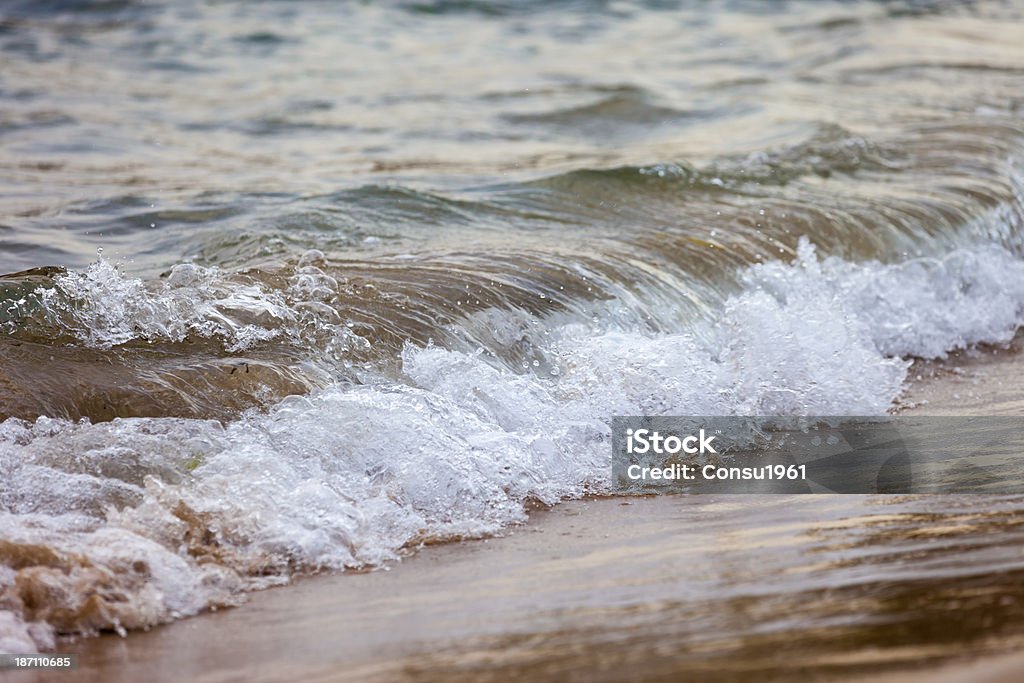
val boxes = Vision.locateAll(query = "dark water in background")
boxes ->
[3,0,1024,662]
[3,0,1023,276]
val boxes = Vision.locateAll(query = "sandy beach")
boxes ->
[5,338,1019,683]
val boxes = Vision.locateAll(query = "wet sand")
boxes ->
[895,333,1024,417]
[13,339,1024,683]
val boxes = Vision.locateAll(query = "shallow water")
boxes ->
[20,495,1024,683]
[2,0,1024,655]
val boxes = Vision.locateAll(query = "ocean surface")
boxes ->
[2,0,1024,655]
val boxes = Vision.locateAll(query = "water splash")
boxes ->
[5,237,1024,650]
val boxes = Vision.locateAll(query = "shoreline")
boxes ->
[4,3,1024,681]
[11,338,1024,683]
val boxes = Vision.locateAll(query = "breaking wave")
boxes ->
[4,232,1024,651]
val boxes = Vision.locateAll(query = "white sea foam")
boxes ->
[33,260,364,355]
[3,239,1024,650]
[745,239,1024,359]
